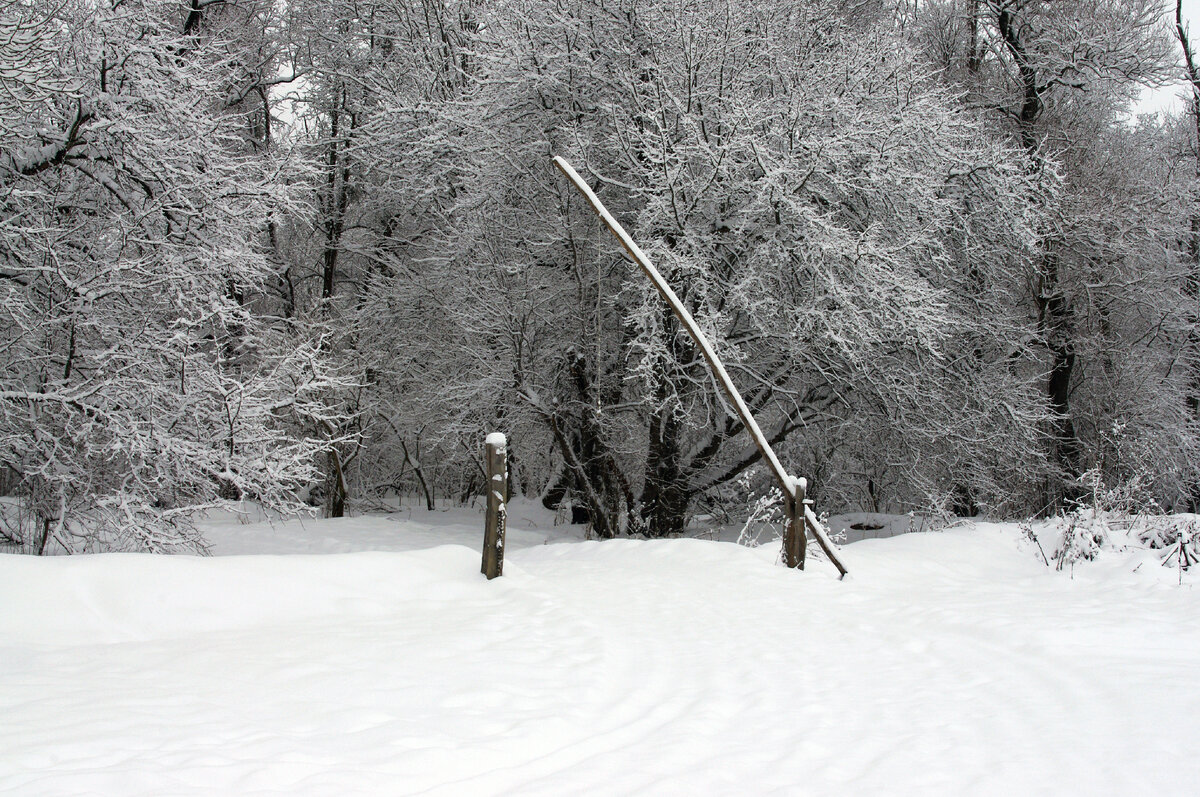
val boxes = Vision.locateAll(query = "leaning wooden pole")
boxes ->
[552,156,847,578]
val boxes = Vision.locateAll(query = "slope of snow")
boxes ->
[2,512,1198,795]
[194,498,581,556]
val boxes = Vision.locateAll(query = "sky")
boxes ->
[1136,0,1200,115]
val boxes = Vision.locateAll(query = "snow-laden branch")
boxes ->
[0,102,92,177]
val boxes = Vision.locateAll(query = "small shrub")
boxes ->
[1143,519,1200,582]
[1018,521,1050,566]
[1051,507,1107,573]
[735,483,784,549]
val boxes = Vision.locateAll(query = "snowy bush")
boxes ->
[1137,518,1197,551]
[1036,469,1200,578]
[1137,517,1199,578]
[1050,508,1108,572]
[1018,521,1050,566]
[734,482,785,549]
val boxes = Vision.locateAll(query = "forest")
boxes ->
[2,0,1199,553]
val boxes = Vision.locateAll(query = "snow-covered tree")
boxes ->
[323,0,1056,534]
[913,0,1188,509]
[7,0,1190,551]
[0,0,347,552]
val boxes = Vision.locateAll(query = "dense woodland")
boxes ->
[2,0,1199,553]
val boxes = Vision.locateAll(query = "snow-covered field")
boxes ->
[3,504,1198,795]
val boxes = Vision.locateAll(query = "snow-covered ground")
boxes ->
[3,505,1198,795]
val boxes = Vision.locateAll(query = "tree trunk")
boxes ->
[638,303,695,538]
[1177,0,1200,510]
[966,0,981,75]
[400,440,435,511]
[997,4,1081,505]
[325,449,347,518]
[320,92,354,302]
[640,399,689,537]
[536,349,636,538]
[34,516,50,556]
[1041,251,1081,498]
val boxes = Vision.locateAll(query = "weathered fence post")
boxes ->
[481,433,507,580]
[783,479,808,569]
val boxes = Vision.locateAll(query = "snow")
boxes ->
[484,432,507,449]
[3,509,1199,795]
[828,511,934,543]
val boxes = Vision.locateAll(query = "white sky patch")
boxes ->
[1135,0,1200,116]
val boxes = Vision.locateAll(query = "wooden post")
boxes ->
[481,433,507,580]
[784,480,807,569]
